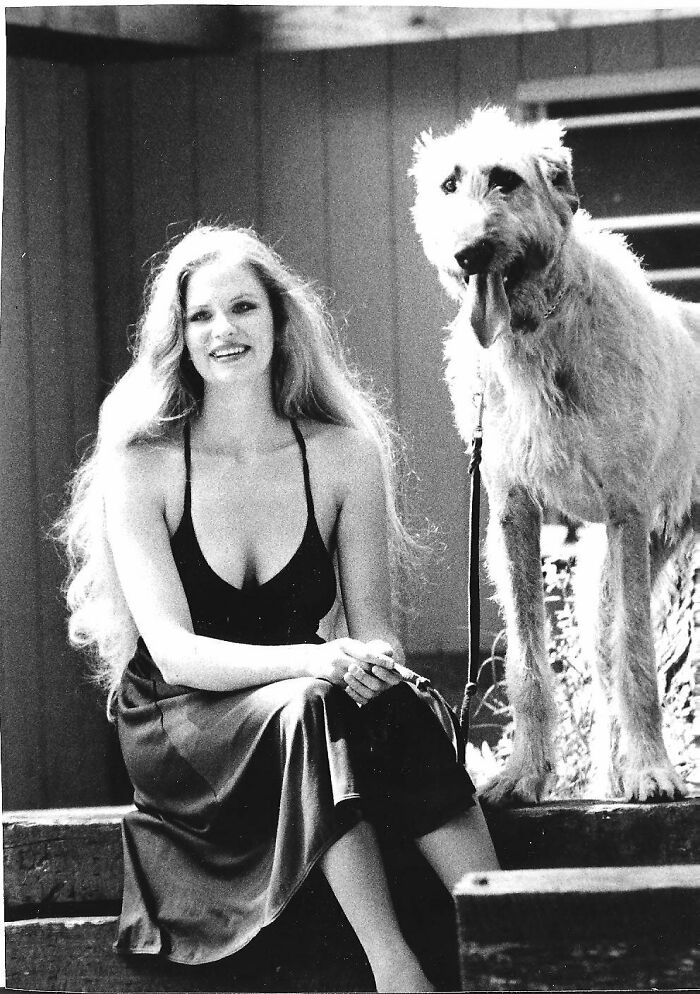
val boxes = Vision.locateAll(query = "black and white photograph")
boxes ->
[1,4,698,992]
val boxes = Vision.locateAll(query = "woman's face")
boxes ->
[183,258,276,390]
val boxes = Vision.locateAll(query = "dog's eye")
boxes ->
[488,167,523,195]
[441,171,459,195]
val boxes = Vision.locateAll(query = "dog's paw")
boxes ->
[479,765,553,807]
[622,763,687,803]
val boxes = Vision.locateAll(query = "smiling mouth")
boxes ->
[210,345,250,359]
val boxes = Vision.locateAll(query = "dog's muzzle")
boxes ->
[454,240,514,349]
[455,239,495,277]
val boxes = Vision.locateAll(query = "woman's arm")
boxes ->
[103,443,368,692]
[332,430,406,701]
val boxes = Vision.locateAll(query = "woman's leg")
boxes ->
[320,819,434,993]
[415,802,500,891]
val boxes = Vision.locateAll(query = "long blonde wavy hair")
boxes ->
[56,224,423,715]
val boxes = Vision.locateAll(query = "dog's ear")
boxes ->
[551,165,579,214]
[547,149,579,214]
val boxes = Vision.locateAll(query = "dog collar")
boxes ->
[542,285,567,321]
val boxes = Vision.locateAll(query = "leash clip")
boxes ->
[472,389,485,437]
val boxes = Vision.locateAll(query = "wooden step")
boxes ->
[4,912,373,993]
[4,799,699,911]
[4,800,699,992]
[3,808,458,992]
[455,864,700,991]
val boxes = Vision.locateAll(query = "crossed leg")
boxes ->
[415,802,500,892]
[320,805,500,992]
[320,820,435,993]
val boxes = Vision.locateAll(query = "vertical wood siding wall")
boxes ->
[1,18,696,808]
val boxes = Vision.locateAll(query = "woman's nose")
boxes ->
[211,311,234,336]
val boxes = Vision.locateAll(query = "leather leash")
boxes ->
[459,387,485,737]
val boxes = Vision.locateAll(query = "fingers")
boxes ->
[344,663,386,694]
[332,638,404,705]
[364,638,395,658]
[341,638,395,670]
[344,684,365,707]
[372,662,402,684]
[343,665,402,705]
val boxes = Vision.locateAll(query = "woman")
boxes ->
[59,225,499,992]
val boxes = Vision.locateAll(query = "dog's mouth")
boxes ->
[455,247,523,348]
[462,270,512,349]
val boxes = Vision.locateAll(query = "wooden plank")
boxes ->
[324,45,396,399]
[518,65,700,106]
[521,27,590,82]
[659,15,700,66]
[4,840,457,992]
[589,22,659,75]
[486,797,700,870]
[0,57,45,809]
[3,913,370,993]
[258,50,328,284]
[4,5,242,50]
[243,6,683,53]
[130,58,199,296]
[42,61,113,808]
[90,61,137,389]
[456,865,700,991]
[458,936,700,992]
[7,6,687,52]
[390,40,471,654]
[459,862,700,901]
[60,63,101,444]
[457,33,521,120]
[194,53,260,228]
[3,808,127,908]
[20,57,77,808]
[7,799,698,910]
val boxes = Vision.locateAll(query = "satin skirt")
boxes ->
[115,647,475,965]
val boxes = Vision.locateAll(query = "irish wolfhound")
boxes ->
[410,107,699,804]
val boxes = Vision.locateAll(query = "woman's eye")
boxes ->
[232,301,255,314]
[187,310,209,323]
[488,167,523,194]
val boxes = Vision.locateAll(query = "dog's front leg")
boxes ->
[606,510,687,801]
[481,486,556,805]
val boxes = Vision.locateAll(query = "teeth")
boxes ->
[212,345,247,358]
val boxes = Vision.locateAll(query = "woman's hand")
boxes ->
[310,638,402,705]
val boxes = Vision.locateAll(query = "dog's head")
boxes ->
[410,107,579,346]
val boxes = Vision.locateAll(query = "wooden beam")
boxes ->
[518,64,700,106]
[5,5,254,50]
[5,914,373,993]
[5,799,699,909]
[6,5,700,53]
[455,864,700,991]
[240,6,700,52]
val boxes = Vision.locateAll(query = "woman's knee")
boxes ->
[278,676,339,725]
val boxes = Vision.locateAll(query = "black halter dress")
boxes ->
[116,420,475,965]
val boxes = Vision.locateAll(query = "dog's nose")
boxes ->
[455,239,495,275]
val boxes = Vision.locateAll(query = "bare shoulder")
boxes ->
[104,435,184,510]
[300,420,384,497]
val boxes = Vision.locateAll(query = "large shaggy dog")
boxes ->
[410,107,699,804]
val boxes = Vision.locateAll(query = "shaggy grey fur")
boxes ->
[411,107,698,803]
